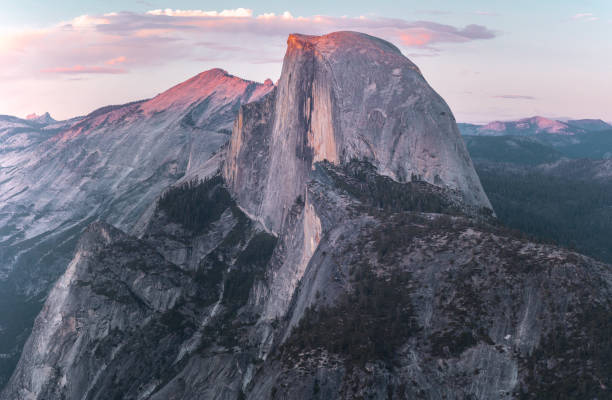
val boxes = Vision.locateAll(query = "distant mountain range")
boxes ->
[459,116,612,136]
[463,131,612,265]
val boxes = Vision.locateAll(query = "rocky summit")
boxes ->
[2,32,610,400]
[225,31,491,235]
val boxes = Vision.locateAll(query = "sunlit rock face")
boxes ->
[0,68,272,288]
[223,30,492,328]
[0,69,272,388]
[224,31,491,234]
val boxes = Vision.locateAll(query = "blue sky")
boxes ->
[1,1,610,122]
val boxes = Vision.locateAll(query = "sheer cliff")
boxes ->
[224,31,491,235]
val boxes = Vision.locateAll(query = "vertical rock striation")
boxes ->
[224,31,491,235]
[223,30,492,323]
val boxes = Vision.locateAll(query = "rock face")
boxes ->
[225,31,491,234]
[0,69,272,386]
[3,31,610,400]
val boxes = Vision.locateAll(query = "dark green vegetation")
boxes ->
[464,134,612,264]
[477,166,612,263]
[222,232,277,313]
[283,266,419,366]
[321,160,463,215]
[464,130,612,162]
[537,130,612,159]
[0,216,95,389]
[517,302,611,400]
[158,176,232,234]
[0,284,44,386]
[464,136,564,165]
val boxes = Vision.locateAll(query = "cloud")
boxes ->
[493,95,535,100]
[475,11,499,16]
[416,10,453,16]
[105,56,126,65]
[0,9,498,81]
[42,65,127,74]
[146,8,253,18]
[573,13,598,21]
[399,22,495,48]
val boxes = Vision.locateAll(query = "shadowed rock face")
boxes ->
[224,31,491,233]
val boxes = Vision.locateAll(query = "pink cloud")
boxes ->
[42,65,127,74]
[0,9,497,82]
[396,23,495,48]
[105,56,126,65]
[401,31,433,46]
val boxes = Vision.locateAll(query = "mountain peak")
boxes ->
[193,67,230,80]
[25,112,55,125]
[140,68,273,115]
[475,116,573,136]
[525,116,568,132]
[287,31,403,55]
[225,31,491,232]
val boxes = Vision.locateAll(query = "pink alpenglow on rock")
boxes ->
[225,31,492,233]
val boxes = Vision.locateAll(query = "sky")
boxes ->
[0,0,610,123]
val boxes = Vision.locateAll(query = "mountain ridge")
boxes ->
[0,68,273,387]
[459,116,612,136]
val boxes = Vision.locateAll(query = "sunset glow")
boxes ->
[1,1,610,123]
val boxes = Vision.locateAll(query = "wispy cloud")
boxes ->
[105,56,127,65]
[417,10,453,16]
[146,8,253,17]
[573,13,598,21]
[493,95,535,100]
[41,65,128,74]
[475,11,499,17]
[399,22,495,47]
[0,9,498,81]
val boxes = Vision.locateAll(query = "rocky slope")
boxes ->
[3,31,610,400]
[0,68,273,288]
[0,69,273,386]
[3,161,610,400]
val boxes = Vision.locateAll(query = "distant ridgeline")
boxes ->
[461,119,612,263]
